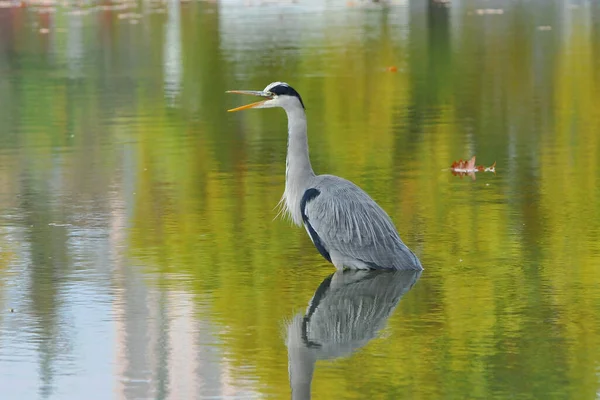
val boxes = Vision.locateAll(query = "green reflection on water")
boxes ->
[0,1,600,399]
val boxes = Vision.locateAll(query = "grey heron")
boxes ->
[227,82,422,271]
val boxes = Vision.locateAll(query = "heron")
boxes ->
[227,82,422,271]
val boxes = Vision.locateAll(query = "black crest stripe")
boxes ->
[269,83,305,109]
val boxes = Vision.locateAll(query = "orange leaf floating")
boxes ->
[450,156,495,180]
[386,66,398,72]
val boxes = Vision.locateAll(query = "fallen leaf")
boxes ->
[449,155,496,180]
[386,66,398,72]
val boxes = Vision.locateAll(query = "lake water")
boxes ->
[1,0,600,399]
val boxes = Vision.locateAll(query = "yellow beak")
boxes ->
[226,90,273,112]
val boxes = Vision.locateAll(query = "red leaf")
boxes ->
[449,155,496,180]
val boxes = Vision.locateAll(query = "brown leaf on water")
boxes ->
[450,156,496,180]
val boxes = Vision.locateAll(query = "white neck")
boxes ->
[280,105,315,226]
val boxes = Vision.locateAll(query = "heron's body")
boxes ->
[296,175,421,270]
[228,82,422,271]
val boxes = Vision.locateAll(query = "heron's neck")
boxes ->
[283,106,315,226]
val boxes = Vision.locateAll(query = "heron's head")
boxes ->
[227,82,305,112]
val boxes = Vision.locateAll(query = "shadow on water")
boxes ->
[286,269,421,400]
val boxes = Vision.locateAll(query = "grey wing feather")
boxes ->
[305,175,422,270]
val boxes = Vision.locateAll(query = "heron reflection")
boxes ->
[286,269,421,399]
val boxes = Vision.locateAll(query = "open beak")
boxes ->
[226,90,273,112]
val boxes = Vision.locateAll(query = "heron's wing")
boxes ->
[304,176,421,270]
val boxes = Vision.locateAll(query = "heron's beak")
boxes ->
[226,90,273,112]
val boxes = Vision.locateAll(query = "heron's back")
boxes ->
[301,175,422,271]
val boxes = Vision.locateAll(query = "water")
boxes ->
[0,0,600,399]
